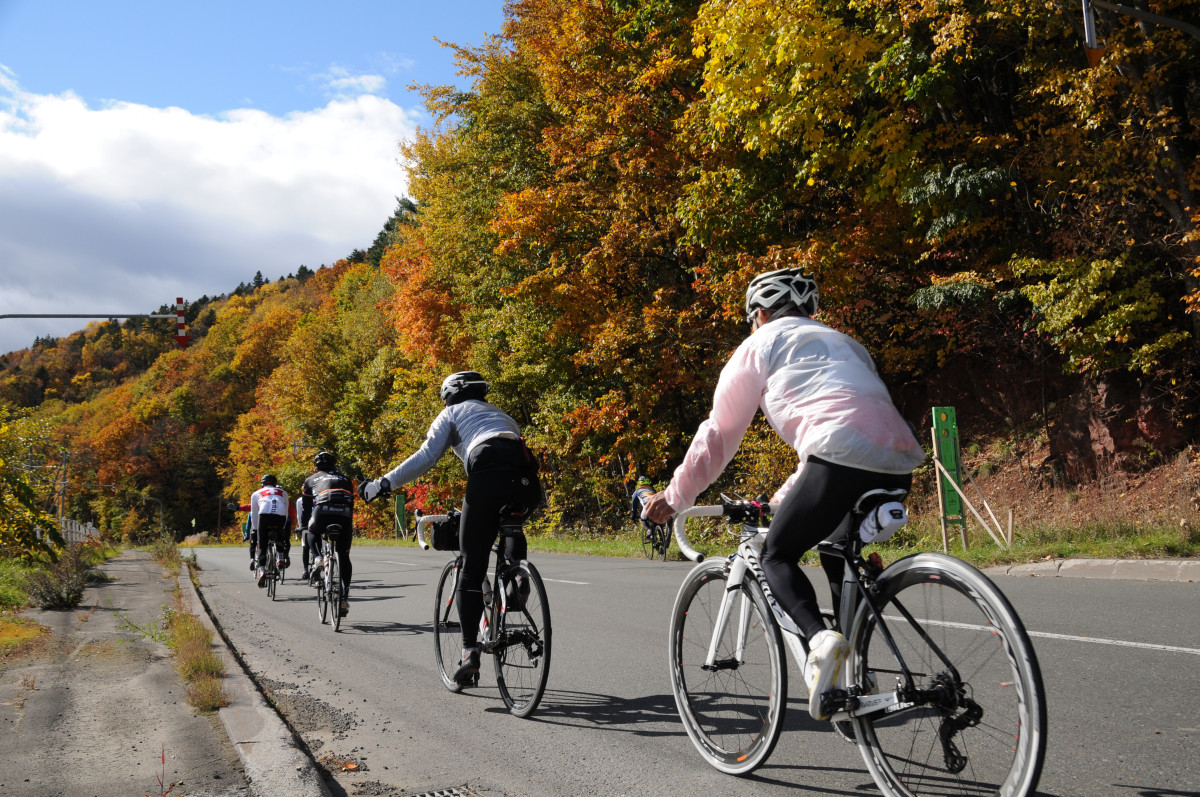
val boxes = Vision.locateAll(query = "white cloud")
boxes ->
[319,65,388,99]
[0,67,417,355]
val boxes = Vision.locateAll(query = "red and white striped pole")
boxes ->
[174,297,189,349]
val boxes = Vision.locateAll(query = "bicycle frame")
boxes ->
[416,514,530,646]
[671,501,943,724]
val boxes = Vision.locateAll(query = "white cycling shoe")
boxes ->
[805,629,849,721]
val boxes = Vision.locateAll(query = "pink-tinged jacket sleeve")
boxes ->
[663,339,767,512]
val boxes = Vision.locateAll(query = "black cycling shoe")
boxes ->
[452,648,481,685]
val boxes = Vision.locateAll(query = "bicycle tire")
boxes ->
[329,554,343,632]
[433,559,465,692]
[266,543,278,601]
[668,559,786,775]
[316,568,328,624]
[847,553,1047,797]
[657,526,669,561]
[641,524,656,560]
[493,561,551,718]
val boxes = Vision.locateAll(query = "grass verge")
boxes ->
[165,587,228,711]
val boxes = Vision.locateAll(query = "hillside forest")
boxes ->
[1,0,1198,553]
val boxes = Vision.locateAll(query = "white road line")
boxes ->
[543,578,589,585]
[378,561,422,567]
[888,615,1200,656]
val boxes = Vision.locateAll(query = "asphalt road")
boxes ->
[192,544,1200,797]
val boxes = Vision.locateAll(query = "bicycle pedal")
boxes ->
[822,689,852,716]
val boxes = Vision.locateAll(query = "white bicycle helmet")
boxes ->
[744,268,818,323]
[439,371,489,405]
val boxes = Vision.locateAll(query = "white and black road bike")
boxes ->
[667,491,1047,797]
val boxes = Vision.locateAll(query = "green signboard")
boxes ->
[932,406,964,518]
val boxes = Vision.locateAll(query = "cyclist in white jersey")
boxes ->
[642,268,925,720]
[250,474,291,587]
[359,371,542,685]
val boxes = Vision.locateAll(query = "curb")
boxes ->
[179,564,332,797]
[985,558,1200,582]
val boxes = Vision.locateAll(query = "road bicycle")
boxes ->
[314,524,346,632]
[417,507,552,718]
[667,491,1047,796]
[263,533,286,601]
[640,519,670,561]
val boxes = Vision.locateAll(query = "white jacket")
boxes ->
[662,315,925,512]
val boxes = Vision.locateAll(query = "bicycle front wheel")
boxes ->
[641,524,657,560]
[656,527,669,561]
[329,555,343,632]
[847,553,1047,797]
[433,559,464,692]
[668,559,786,776]
[494,562,551,718]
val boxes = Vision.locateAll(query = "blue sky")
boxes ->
[0,0,506,354]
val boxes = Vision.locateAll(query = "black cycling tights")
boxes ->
[456,466,537,649]
[762,457,911,640]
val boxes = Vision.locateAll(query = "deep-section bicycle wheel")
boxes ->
[328,555,343,632]
[493,561,551,718]
[433,559,464,693]
[668,559,786,775]
[847,553,1047,797]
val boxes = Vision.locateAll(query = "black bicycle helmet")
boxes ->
[744,268,818,323]
[313,451,336,471]
[439,371,489,405]
[260,474,278,487]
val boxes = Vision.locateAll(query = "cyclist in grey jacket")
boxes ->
[358,371,542,685]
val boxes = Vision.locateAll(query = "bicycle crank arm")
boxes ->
[829,690,918,722]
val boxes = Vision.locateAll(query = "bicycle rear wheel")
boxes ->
[847,553,1046,797]
[668,559,786,775]
[493,562,551,718]
[433,559,465,693]
[329,554,343,632]
[266,543,278,600]
[656,527,669,561]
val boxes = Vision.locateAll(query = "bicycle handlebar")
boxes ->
[671,500,780,563]
[670,505,722,563]
[415,513,449,551]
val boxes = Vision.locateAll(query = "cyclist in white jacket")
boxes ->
[642,268,925,720]
[358,371,542,685]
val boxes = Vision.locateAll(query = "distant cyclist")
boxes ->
[251,475,291,587]
[641,268,925,720]
[358,371,542,685]
[300,451,356,617]
[630,475,655,525]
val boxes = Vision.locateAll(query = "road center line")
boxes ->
[378,560,422,566]
[543,578,589,585]
[887,615,1200,656]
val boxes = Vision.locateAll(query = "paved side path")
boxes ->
[0,551,250,797]
[986,558,1200,581]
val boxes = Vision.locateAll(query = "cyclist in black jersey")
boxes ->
[359,371,542,684]
[300,451,356,617]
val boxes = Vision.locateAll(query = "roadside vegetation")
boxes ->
[165,590,228,712]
